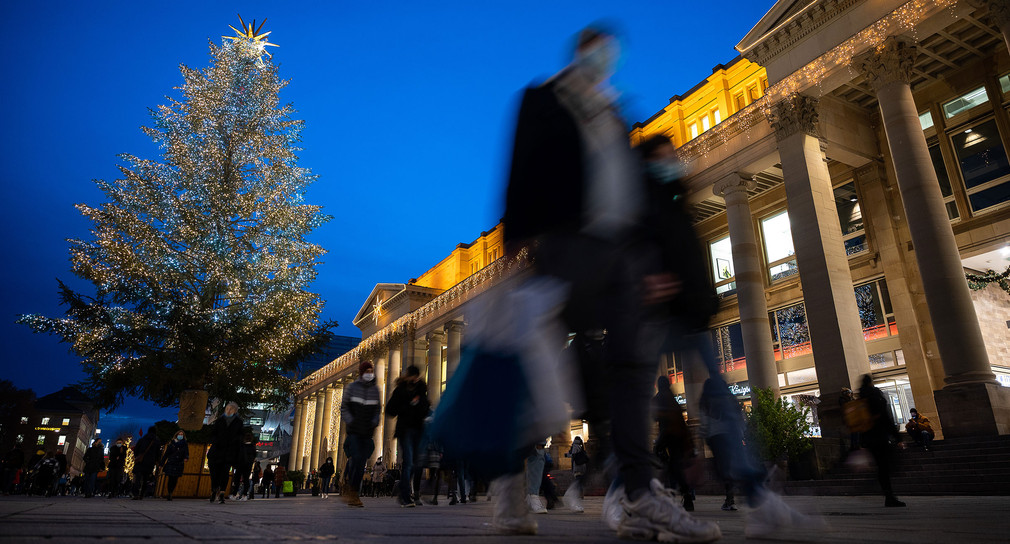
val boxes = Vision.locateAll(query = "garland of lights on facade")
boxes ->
[966,266,1010,294]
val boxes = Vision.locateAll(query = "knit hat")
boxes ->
[359,361,374,375]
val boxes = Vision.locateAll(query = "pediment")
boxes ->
[352,283,407,325]
[737,0,820,54]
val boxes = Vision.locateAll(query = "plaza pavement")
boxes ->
[0,493,1002,543]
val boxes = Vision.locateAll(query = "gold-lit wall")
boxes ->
[411,223,504,291]
[630,57,768,148]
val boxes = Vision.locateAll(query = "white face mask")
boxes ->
[362,372,375,382]
[175,435,184,441]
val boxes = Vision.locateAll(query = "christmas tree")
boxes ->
[18,17,333,420]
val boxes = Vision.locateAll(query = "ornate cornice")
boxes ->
[767,94,820,141]
[968,0,1010,28]
[744,0,861,66]
[861,37,917,91]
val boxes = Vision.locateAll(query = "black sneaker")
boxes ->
[885,497,906,507]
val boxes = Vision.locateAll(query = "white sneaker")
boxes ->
[490,473,537,535]
[602,483,626,531]
[744,491,827,539]
[563,481,584,513]
[527,494,547,514]
[618,479,722,543]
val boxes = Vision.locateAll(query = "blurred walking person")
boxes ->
[273,464,286,498]
[385,364,430,507]
[208,402,243,504]
[261,464,274,498]
[653,376,694,511]
[860,374,906,507]
[160,430,189,500]
[131,427,161,500]
[501,24,720,541]
[82,439,105,498]
[340,361,381,508]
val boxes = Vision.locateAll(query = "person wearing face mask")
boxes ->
[207,402,244,504]
[384,364,430,507]
[107,438,128,498]
[501,26,722,542]
[339,361,381,508]
[160,430,190,500]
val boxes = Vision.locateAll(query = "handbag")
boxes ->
[427,276,578,480]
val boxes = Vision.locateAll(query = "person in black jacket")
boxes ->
[159,430,189,500]
[107,438,128,498]
[82,439,105,498]
[653,376,694,511]
[207,402,244,504]
[131,427,161,500]
[859,374,906,507]
[339,361,380,508]
[384,364,429,507]
[318,457,335,499]
[261,464,274,498]
[233,430,257,501]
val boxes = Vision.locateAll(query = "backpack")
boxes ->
[842,398,876,433]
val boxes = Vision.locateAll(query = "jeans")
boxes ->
[397,428,422,503]
[343,434,374,493]
[525,448,545,495]
[84,472,98,497]
[320,476,331,494]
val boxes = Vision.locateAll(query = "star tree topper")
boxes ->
[222,14,279,62]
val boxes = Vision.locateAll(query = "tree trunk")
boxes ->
[178,389,209,430]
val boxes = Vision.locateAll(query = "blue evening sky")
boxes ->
[1,1,775,430]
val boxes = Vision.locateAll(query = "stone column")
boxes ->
[426,329,446,406]
[319,385,335,463]
[328,383,344,461]
[310,390,326,472]
[288,399,305,471]
[385,347,402,465]
[445,321,464,384]
[767,93,871,427]
[862,38,1008,437]
[371,354,387,464]
[714,173,780,399]
[299,397,313,474]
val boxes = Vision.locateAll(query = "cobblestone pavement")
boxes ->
[0,494,1003,543]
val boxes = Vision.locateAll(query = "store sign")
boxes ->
[35,426,61,432]
[256,441,275,447]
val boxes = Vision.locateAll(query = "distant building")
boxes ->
[297,335,361,379]
[6,387,100,475]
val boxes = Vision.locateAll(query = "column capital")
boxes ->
[446,320,465,333]
[968,0,1010,27]
[861,37,917,91]
[426,328,446,341]
[767,93,819,141]
[713,173,756,198]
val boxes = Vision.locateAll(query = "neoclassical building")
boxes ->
[292,0,1010,473]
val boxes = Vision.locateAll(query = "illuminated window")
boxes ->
[760,78,768,92]
[709,236,736,296]
[1000,73,1010,94]
[40,417,50,425]
[713,109,721,124]
[950,119,1010,213]
[734,93,746,111]
[57,435,66,446]
[919,111,934,131]
[748,84,760,101]
[942,87,989,118]
[926,141,959,220]
[689,123,698,139]
[770,303,812,360]
[786,367,818,386]
[701,116,710,131]
[761,211,797,281]
[61,418,70,426]
[36,435,45,446]
[249,418,264,426]
[834,182,866,256]
[855,279,897,341]
[20,417,27,424]
[710,322,746,373]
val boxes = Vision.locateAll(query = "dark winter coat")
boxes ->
[859,383,899,447]
[131,433,162,474]
[160,439,189,477]
[207,415,244,465]
[341,377,381,436]
[318,460,335,479]
[239,441,257,474]
[82,445,105,473]
[107,444,127,470]
[385,378,430,437]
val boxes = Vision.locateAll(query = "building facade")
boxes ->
[7,387,100,476]
[293,0,1010,473]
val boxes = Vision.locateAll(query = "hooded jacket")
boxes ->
[385,377,430,437]
[341,376,381,436]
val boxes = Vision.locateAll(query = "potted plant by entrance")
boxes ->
[745,388,814,478]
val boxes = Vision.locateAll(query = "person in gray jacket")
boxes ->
[340,361,380,507]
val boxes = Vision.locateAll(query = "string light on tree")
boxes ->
[18,17,334,417]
